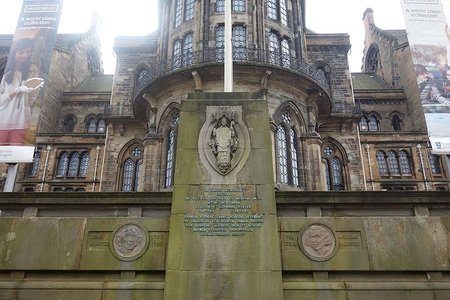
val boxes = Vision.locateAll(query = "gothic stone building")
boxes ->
[0,1,449,299]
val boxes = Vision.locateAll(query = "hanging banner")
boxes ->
[0,0,64,162]
[401,0,450,154]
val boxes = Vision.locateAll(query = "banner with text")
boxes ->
[401,0,450,154]
[0,0,64,162]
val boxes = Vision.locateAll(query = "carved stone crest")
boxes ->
[111,224,148,261]
[299,224,337,261]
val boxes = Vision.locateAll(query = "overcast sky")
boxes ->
[1,0,449,73]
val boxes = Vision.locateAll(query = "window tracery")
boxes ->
[322,144,346,191]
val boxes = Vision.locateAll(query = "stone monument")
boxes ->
[165,92,284,299]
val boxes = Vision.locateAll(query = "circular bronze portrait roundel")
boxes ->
[299,223,337,261]
[111,224,148,261]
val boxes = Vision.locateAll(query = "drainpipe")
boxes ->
[98,126,109,192]
[40,145,52,192]
[365,144,375,191]
[356,127,368,191]
[92,145,101,192]
[416,144,429,191]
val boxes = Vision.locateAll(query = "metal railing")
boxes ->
[134,48,330,98]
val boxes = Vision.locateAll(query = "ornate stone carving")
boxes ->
[199,106,249,178]
[112,224,147,260]
[299,224,337,261]
[209,112,238,174]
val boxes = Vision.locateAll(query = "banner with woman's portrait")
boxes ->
[0,0,64,162]
[401,0,450,154]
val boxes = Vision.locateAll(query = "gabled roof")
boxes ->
[351,72,393,90]
[73,74,113,93]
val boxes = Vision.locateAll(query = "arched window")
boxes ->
[392,115,402,131]
[135,68,149,91]
[359,116,369,131]
[322,145,346,191]
[429,154,442,174]
[366,45,379,73]
[275,111,301,187]
[165,129,176,188]
[174,0,183,27]
[97,118,106,133]
[276,125,288,184]
[184,0,195,21]
[387,151,400,175]
[232,26,246,59]
[120,145,143,192]
[87,49,101,76]
[79,151,90,177]
[398,150,411,175]
[376,151,388,176]
[368,115,379,131]
[182,33,193,66]
[268,32,290,66]
[62,115,76,133]
[57,152,69,177]
[162,109,180,188]
[29,150,41,177]
[68,152,80,177]
[86,117,97,133]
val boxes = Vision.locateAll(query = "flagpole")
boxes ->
[224,0,233,92]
